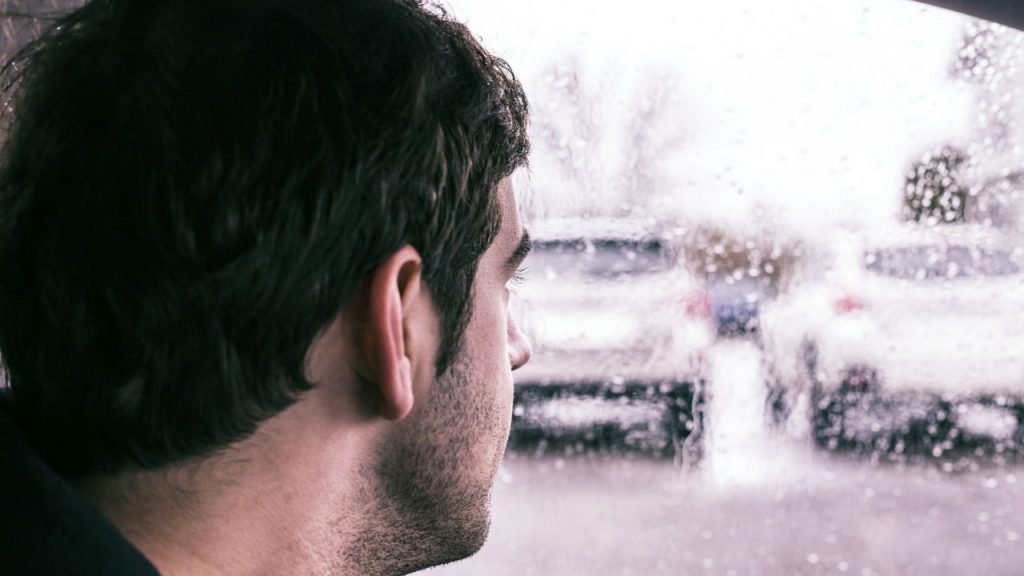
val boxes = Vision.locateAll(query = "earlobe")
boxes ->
[364,245,422,421]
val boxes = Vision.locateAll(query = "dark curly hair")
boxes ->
[0,0,529,478]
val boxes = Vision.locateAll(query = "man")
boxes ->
[0,0,532,574]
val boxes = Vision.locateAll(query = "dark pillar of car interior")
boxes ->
[916,0,1024,32]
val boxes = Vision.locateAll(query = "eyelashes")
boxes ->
[511,266,529,286]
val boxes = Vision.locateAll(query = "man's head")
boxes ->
[0,0,530,571]
[0,0,527,474]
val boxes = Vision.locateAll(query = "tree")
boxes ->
[527,56,687,218]
[901,146,969,225]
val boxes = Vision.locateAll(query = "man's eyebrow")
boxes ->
[506,230,532,271]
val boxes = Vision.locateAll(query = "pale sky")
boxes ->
[447,0,980,239]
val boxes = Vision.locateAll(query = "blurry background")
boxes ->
[429,0,1024,574]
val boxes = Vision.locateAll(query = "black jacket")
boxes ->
[0,400,159,575]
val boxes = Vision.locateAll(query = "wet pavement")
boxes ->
[421,452,1024,576]
[421,341,1024,575]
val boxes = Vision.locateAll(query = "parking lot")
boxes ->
[422,340,1024,575]
[423,452,1024,576]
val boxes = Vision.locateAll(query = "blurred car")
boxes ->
[513,218,715,386]
[762,224,1024,458]
[508,218,714,458]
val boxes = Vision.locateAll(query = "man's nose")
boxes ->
[507,316,532,371]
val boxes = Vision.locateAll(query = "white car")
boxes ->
[508,218,714,458]
[513,218,715,386]
[762,224,1024,453]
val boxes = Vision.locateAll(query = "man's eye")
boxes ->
[511,266,528,286]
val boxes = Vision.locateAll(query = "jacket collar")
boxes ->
[0,399,160,575]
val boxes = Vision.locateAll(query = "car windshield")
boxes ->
[529,237,672,278]
[418,0,1024,572]
[865,244,1022,279]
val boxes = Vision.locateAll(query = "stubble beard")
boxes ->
[343,355,512,576]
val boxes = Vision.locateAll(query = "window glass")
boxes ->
[425,1,1024,574]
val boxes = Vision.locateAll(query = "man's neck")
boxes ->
[77,406,375,576]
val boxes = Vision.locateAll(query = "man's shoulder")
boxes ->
[0,400,160,576]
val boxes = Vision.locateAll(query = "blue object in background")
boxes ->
[709,276,765,337]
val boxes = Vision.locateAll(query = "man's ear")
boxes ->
[362,245,423,421]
